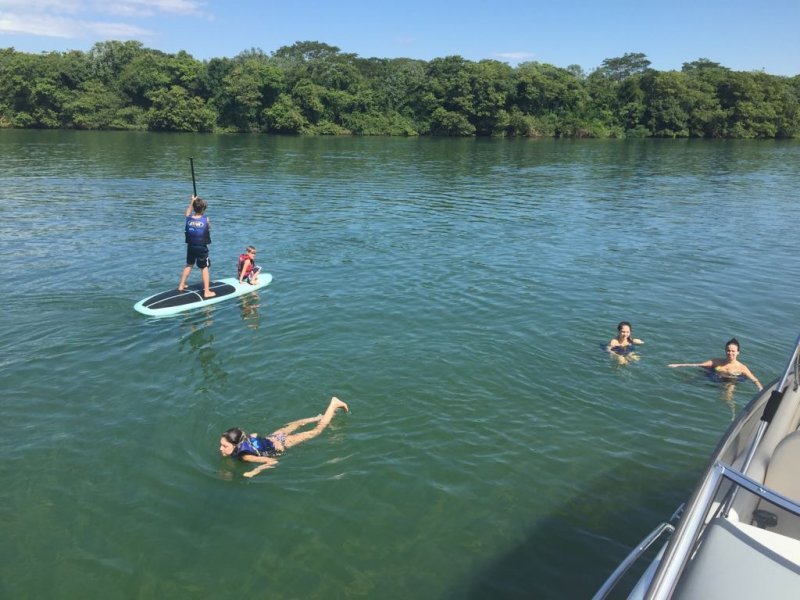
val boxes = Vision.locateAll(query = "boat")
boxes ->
[594,335,800,600]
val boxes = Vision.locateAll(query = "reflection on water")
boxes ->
[238,293,263,329]
[178,309,230,392]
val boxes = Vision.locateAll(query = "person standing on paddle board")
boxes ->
[668,338,763,390]
[178,195,216,298]
[219,396,349,478]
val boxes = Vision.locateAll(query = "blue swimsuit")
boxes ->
[609,343,637,355]
[233,434,287,459]
[234,436,279,458]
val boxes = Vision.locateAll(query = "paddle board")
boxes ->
[134,274,272,317]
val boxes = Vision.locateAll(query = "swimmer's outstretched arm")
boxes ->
[240,455,279,478]
[668,359,713,368]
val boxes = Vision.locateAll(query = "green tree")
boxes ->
[362,58,426,121]
[584,69,622,136]
[0,50,81,127]
[272,40,345,87]
[717,71,779,138]
[429,107,475,135]
[466,60,514,135]
[263,93,308,133]
[144,85,215,132]
[599,52,651,81]
[0,41,795,139]
[640,70,691,137]
[63,80,124,129]
[353,58,425,134]
[515,62,588,135]
[421,56,474,134]
[200,56,233,103]
[118,50,172,107]
[88,40,144,85]
[291,78,326,123]
[217,55,285,131]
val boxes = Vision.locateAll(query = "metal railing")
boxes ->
[645,462,800,600]
[592,520,676,600]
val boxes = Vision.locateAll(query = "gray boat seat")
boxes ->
[756,430,800,539]
[673,518,800,599]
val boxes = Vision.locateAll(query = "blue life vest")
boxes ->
[185,215,211,245]
[234,435,277,458]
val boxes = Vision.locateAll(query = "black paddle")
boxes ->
[190,157,197,196]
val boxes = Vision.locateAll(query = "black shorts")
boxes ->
[186,245,210,269]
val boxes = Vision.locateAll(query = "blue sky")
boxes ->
[0,0,797,75]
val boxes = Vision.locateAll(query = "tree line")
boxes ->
[0,40,797,138]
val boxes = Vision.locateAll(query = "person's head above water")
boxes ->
[219,427,245,456]
[617,321,633,340]
[725,338,741,359]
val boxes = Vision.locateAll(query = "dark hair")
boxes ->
[726,338,740,351]
[222,427,246,445]
[617,321,633,343]
[193,197,207,214]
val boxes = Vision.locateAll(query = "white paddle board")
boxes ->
[134,274,272,317]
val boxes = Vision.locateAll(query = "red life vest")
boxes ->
[237,253,253,278]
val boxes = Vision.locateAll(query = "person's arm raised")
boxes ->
[185,195,196,217]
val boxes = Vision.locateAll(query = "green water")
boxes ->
[2,131,800,599]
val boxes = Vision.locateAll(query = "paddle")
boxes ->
[190,157,197,196]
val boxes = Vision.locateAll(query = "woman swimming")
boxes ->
[219,396,349,478]
[607,321,644,364]
[608,321,644,353]
[668,338,763,391]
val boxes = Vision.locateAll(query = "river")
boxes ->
[1,131,799,598]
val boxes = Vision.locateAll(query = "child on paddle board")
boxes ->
[219,396,349,478]
[237,245,262,285]
[178,195,215,298]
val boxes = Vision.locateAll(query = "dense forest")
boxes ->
[0,40,798,138]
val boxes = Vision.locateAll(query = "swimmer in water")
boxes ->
[607,321,644,364]
[219,396,349,478]
[668,338,763,391]
[608,321,644,352]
